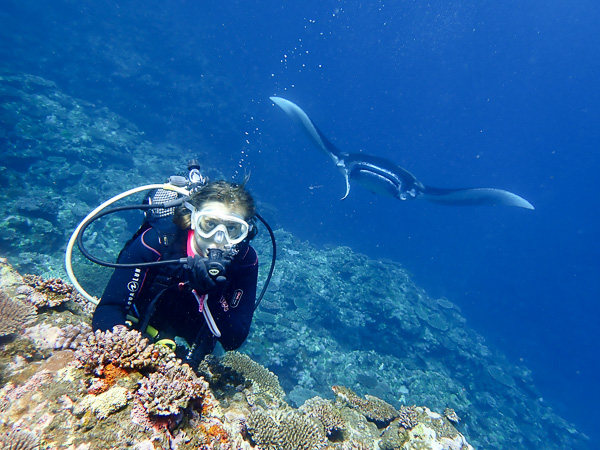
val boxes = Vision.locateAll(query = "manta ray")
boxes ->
[270,96,534,210]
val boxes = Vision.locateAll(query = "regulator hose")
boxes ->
[66,185,277,309]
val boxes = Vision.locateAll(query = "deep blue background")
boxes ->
[2,0,599,444]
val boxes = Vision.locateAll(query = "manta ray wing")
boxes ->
[270,96,342,163]
[422,186,535,209]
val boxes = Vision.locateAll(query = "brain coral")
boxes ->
[221,351,285,402]
[247,408,327,450]
[0,290,37,337]
[332,385,399,427]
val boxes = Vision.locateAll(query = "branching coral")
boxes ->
[332,385,399,427]
[75,327,209,417]
[247,408,327,450]
[137,360,208,416]
[300,396,344,436]
[0,290,37,336]
[398,405,418,430]
[20,274,76,308]
[75,327,174,375]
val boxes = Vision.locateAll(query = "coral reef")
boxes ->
[221,350,286,404]
[300,396,345,436]
[74,327,174,375]
[247,408,327,450]
[0,424,40,450]
[137,361,208,416]
[249,229,588,448]
[0,290,37,337]
[333,385,399,427]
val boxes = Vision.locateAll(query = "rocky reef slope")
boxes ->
[0,259,471,449]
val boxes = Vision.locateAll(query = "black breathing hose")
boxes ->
[76,203,186,268]
[76,203,276,309]
[254,212,276,310]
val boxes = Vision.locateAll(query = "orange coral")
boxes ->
[103,363,131,387]
[201,400,214,416]
[199,421,229,445]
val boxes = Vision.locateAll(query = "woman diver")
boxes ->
[92,180,259,369]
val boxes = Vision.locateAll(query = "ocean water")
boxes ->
[1,0,599,447]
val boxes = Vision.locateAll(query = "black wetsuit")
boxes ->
[92,226,258,367]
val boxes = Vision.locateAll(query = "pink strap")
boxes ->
[187,230,196,256]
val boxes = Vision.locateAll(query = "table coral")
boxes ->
[247,408,327,450]
[332,385,399,427]
[300,396,345,436]
[221,351,286,404]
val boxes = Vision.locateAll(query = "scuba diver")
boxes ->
[88,172,261,370]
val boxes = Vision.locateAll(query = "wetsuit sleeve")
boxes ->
[92,228,163,331]
[206,246,258,350]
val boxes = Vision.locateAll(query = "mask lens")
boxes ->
[199,215,220,233]
[224,221,243,239]
[194,211,249,244]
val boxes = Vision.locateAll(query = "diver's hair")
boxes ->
[173,179,256,232]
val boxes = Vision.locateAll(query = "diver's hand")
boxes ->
[186,255,216,293]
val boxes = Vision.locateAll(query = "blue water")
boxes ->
[2,0,599,445]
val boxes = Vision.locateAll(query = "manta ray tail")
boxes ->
[270,96,342,163]
[421,186,535,210]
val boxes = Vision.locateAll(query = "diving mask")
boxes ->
[190,208,250,245]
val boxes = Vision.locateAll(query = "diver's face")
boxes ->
[192,201,248,256]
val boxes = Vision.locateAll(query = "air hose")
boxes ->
[65,183,277,310]
[65,183,190,305]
